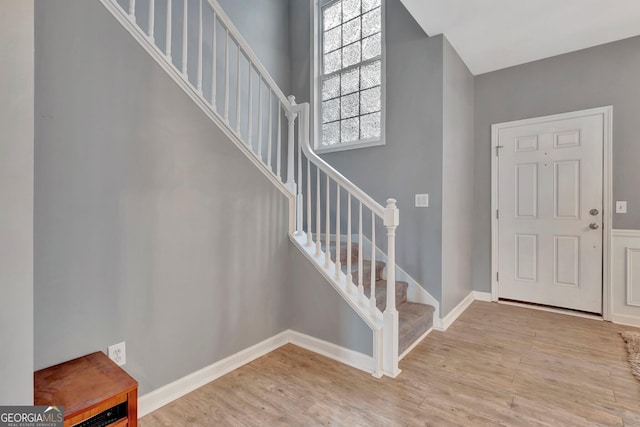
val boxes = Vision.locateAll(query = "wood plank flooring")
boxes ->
[140,302,640,426]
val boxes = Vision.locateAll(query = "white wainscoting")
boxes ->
[611,229,640,327]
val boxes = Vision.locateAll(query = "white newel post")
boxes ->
[286,96,303,234]
[383,198,401,377]
[285,96,297,195]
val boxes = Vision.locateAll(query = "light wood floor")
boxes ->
[140,302,640,426]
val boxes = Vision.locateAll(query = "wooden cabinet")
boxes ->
[34,352,138,427]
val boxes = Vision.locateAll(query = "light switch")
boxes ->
[415,194,429,208]
[616,201,627,214]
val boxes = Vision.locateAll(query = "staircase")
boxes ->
[99,0,435,378]
[327,241,435,355]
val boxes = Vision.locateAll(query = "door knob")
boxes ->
[589,222,600,230]
[590,209,599,216]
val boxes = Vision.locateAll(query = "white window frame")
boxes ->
[312,0,386,154]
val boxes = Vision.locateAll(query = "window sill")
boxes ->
[315,138,385,154]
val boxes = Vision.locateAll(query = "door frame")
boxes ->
[491,106,613,319]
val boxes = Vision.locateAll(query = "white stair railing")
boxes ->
[99,0,400,377]
[289,102,401,377]
[101,0,294,202]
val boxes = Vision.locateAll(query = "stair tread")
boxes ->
[320,240,434,357]
[398,302,435,355]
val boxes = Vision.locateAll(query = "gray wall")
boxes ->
[218,0,291,95]
[290,0,446,302]
[473,35,640,292]
[34,0,291,394]
[441,38,475,315]
[0,0,34,405]
[289,247,373,356]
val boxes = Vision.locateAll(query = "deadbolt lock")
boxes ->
[590,209,599,216]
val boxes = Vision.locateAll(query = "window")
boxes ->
[317,0,384,151]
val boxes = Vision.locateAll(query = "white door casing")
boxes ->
[491,107,613,315]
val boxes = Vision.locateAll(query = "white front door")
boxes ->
[496,111,604,313]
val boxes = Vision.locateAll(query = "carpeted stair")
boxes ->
[325,241,435,355]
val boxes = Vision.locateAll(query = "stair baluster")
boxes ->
[315,166,321,257]
[370,212,376,314]
[267,91,273,168]
[166,0,172,59]
[148,0,155,42]
[235,49,241,134]
[258,79,263,158]
[181,0,187,75]
[286,96,296,194]
[223,28,229,121]
[197,0,203,92]
[346,194,353,291]
[306,158,312,247]
[335,185,341,280]
[248,65,253,145]
[210,11,216,108]
[358,203,364,299]
[324,175,330,269]
[276,102,282,179]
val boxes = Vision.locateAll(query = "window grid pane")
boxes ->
[320,0,383,147]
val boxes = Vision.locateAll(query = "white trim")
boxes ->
[312,0,387,153]
[290,233,382,330]
[98,0,294,206]
[288,330,375,374]
[626,248,640,307]
[472,291,493,302]
[439,291,476,331]
[315,138,385,154]
[608,229,640,327]
[138,329,374,418]
[398,327,432,360]
[491,106,613,318]
[138,331,290,417]
[611,313,640,328]
[612,229,640,239]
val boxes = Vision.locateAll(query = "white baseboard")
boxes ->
[473,291,492,302]
[438,291,476,331]
[433,291,494,331]
[138,331,289,417]
[288,330,375,374]
[138,329,373,418]
[612,313,640,328]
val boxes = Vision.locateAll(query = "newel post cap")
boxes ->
[384,198,399,227]
[287,95,297,105]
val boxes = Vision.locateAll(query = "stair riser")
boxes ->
[352,264,385,288]
[375,288,408,312]
[364,281,408,312]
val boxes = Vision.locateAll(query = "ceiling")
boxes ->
[398,0,640,75]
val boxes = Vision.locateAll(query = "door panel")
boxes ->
[497,114,603,313]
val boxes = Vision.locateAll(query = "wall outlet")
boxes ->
[415,194,429,207]
[108,341,126,366]
[616,201,627,214]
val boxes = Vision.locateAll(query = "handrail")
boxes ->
[208,0,291,108]
[101,0,400,377]
[292,103,386,220]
